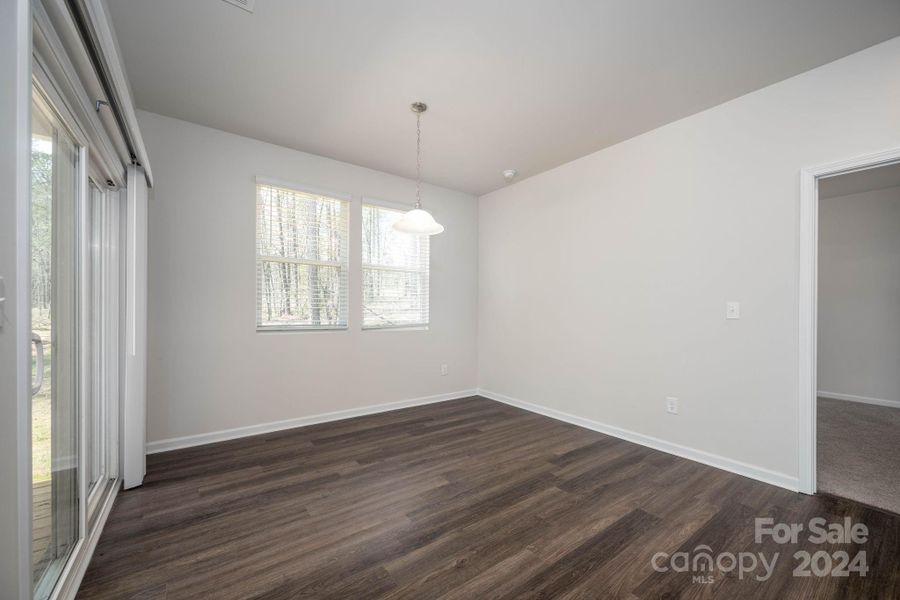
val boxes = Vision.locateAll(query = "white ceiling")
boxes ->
[820,162,900,199]
[107,0,900,195]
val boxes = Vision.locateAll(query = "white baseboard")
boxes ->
[477,388,799,492]
[146,389,479,454]
[817,390,900,409]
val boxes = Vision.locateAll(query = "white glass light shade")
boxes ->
[392,208,444,235]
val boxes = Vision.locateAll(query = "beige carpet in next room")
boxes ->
[818,397,900,515]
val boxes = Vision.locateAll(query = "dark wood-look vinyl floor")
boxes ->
[77,397,900,599]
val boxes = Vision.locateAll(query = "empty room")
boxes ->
[3,1,900,599]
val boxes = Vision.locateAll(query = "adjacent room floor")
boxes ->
[818,397,900,515]
[77,397,900,599]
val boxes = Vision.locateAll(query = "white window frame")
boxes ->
[255,177,351,332]
[361,199,430,331]
[83,175,120,526]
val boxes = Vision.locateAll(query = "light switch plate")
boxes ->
[726,301,741,320]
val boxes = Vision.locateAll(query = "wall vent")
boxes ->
[222,0,255,13]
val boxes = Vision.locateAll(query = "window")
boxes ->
[362,204,430,329]
[256,182,349,329]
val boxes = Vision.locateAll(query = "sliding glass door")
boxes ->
[31,86,121,600]
[31,91,80,600]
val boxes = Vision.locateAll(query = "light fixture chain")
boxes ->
[415,111,422,209]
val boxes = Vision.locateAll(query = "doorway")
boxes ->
[798,148,900,509]
[816,162,900,513]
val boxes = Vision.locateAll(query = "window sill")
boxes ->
[256,326,349,334]
[362,325,429,332]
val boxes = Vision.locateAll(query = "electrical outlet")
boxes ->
[0,276,5,330]
[726,301,741,320]
[440,364,448,376]
[666,396,679,415]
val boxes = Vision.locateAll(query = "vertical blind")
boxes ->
[362,204,430,328]
[256,183,349,329]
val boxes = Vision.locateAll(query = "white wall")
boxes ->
[818,185,900,404]
[138,110,478,445]
[478,36,900,486]
[0,0,31,596]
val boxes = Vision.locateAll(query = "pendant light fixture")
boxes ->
[393,101,445,235]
